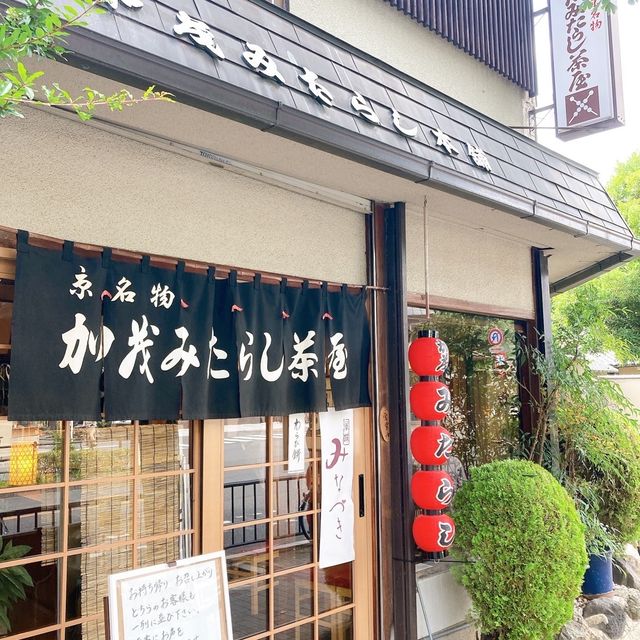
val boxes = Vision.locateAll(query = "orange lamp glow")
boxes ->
[9,441,38,486]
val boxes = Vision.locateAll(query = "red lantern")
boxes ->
[409,337,449,377]
[411,425,454,465]
[410,381,451,421]
[413,514,456,552]
[411,470,455,510]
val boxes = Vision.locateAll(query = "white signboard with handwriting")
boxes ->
[287,413,307,473]
[108,551,232,640]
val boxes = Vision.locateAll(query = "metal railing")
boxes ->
[224,475,306,549]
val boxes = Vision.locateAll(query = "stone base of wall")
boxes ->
[559,586,640,640]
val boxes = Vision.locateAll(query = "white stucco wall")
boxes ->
[1,109,367,284]
[608,376,640,412]
[288,0,528,126]
[406,209,535,316]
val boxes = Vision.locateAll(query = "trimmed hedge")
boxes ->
[452,459,587,640]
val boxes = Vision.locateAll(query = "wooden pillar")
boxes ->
[370,202,416,640]
[532,247,559,474]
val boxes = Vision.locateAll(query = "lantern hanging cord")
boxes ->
[423,196,430,318]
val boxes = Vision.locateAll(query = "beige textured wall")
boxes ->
[406,209,535,316]
[288,0,527,126]
[1,109,367,284]
[610,377,640,411]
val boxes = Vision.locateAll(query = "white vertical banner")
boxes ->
[288,413,307,473]
[319,409,355,569]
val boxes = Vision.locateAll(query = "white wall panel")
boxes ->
[289,0,527,126]
[1,109,367,284]
[406,208,535,316]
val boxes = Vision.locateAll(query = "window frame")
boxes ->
[0,419,202,640]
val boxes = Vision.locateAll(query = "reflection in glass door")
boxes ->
[203,411,373,640]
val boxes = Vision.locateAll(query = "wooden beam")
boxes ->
[407,291,535,321]
[370,203,393,640]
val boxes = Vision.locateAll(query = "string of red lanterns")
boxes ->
[408,330,456,554]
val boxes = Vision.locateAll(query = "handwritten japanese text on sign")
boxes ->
[288,413,307,474]
[549,0,623,135]
[108,552,232,640]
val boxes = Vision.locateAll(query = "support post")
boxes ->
[532,247,560,476]
[382,202,417,639]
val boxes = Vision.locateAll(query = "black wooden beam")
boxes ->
[532,248,552,355]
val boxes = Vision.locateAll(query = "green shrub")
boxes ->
[557,375,640,548]
[514,336,640,552]
[452,459,587,640]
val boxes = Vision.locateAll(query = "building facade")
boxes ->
[0,1,637,640]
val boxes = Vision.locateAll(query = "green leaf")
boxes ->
[0,607,11,631]
[27,70,44,83]
[51,82,72,102]
[3,72,20,85]
[47,12,62,28]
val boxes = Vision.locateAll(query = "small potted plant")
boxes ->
[560,395,640,596]
[570,481,621,595]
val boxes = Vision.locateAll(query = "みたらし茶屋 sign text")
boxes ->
[8,232,370,421]
[549,0,624,137]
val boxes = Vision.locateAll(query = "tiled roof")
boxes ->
[67,0,634,249]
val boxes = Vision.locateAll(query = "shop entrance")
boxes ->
[202,410,375,640]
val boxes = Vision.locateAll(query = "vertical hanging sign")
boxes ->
[549,0,624,139]
[319,409,355,569]
[408,330,456,555]
[287,413,307,473]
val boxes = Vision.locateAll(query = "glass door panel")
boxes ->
[205,410,373,640]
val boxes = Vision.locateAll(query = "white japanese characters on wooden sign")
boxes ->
[100,1,494,172]
[319,409,355,569]
[107,552,233,640]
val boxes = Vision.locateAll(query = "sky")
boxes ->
[532,1,640,183]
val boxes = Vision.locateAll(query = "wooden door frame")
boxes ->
[353,407,376,639]
[200,410,376,639]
